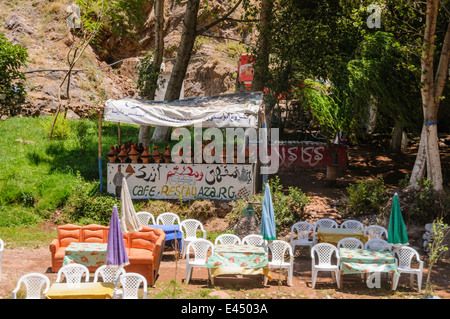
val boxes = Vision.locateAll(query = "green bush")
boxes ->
[61,173,118,225]
[409,179,450,223]
[0,33,28,117]
[345,175,386,215]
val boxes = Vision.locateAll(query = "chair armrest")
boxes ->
[49,239,60,254]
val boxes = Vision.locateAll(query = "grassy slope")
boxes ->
[0,116,139,245]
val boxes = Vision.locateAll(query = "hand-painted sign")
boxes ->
[107,163,254,200]
[273,143,348,170]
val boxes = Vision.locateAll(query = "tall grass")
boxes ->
[0,116,139,227]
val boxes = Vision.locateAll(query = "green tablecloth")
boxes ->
[339,248,399,275]
[205,245,271,279]
[206,245,268,269]
[63,242,107,268]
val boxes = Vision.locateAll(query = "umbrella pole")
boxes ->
[98,109,103,193]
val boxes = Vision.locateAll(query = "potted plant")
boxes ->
[293,79,349,185]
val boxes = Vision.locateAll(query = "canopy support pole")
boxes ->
[98,109,103,193]
[118,122,121,146]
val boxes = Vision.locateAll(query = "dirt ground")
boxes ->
[0,136,449,300]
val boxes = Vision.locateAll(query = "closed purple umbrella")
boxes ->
[106,204,129,268]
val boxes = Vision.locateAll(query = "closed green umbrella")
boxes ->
[388,193,409,247]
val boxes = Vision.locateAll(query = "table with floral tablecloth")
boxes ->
[205,245,272,281]
[63,242,107,268]
[339,248,399,289]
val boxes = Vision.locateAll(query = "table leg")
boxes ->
[340,274,344,289]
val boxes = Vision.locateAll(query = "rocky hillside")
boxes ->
[0,0,255,119]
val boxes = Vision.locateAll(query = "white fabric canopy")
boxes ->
[104,93,263,128]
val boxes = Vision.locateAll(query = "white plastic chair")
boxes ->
[365,239,391,251]
[93,265,126,299]
[311,243,341,289]
[242,234,266,246]
[12,273,50,299]
[214,234,241,245]
[185,239,214,285]
[136,211,156,225]
[0,238,4,281]
[180,219,207,258]
[340,220,364,231]
[392,246,424,293]
[337,237,364,249]
[289,222,314,254]
[264,240,294,286]
[364,225,388,240]
[313,218,338,244]
[56,264,90,283]
[156,212,181,225]
[119,273,148,299]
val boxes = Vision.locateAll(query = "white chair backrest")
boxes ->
[187,239,214,263]
[0,238,4,251]
[180,219,205,239]
[395,246,421,269]
[136,212,156,225]
[12,273,50,299]
[365,239,390,251]
[119,273,147,299]
[311,243,340,266]
[315,218,338,230]
[242,234,266,246]
[214,234,241,245]
[157,212,181,225]
[267,240,293,263]
[340,220,364,230]
[364,225,388,240]
[56,264,90,283]
[337,237,364,249]
[93,265,126,283]
[290,222,314,242]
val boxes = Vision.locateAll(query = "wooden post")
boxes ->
[98,109,103,193]
[118,122,121,146]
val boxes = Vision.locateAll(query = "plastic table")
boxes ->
[316,228,368,246]
[45,282,115,299]
[63,242,107,268]
[149,225,182,251]
[339,248,399,290]
[205,244,272,282]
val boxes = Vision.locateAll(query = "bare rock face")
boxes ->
[1,0,248,119]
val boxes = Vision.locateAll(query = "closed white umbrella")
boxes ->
[120,177,142,234]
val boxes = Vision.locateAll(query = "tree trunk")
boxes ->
[409,0,447,192]
[150,0,201,143]
[164,0,200,101]
[390,120,405,153]
[409,125,427,186]
[151,0,244,143]
[140,0,165,147]
[252,0,273,92]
